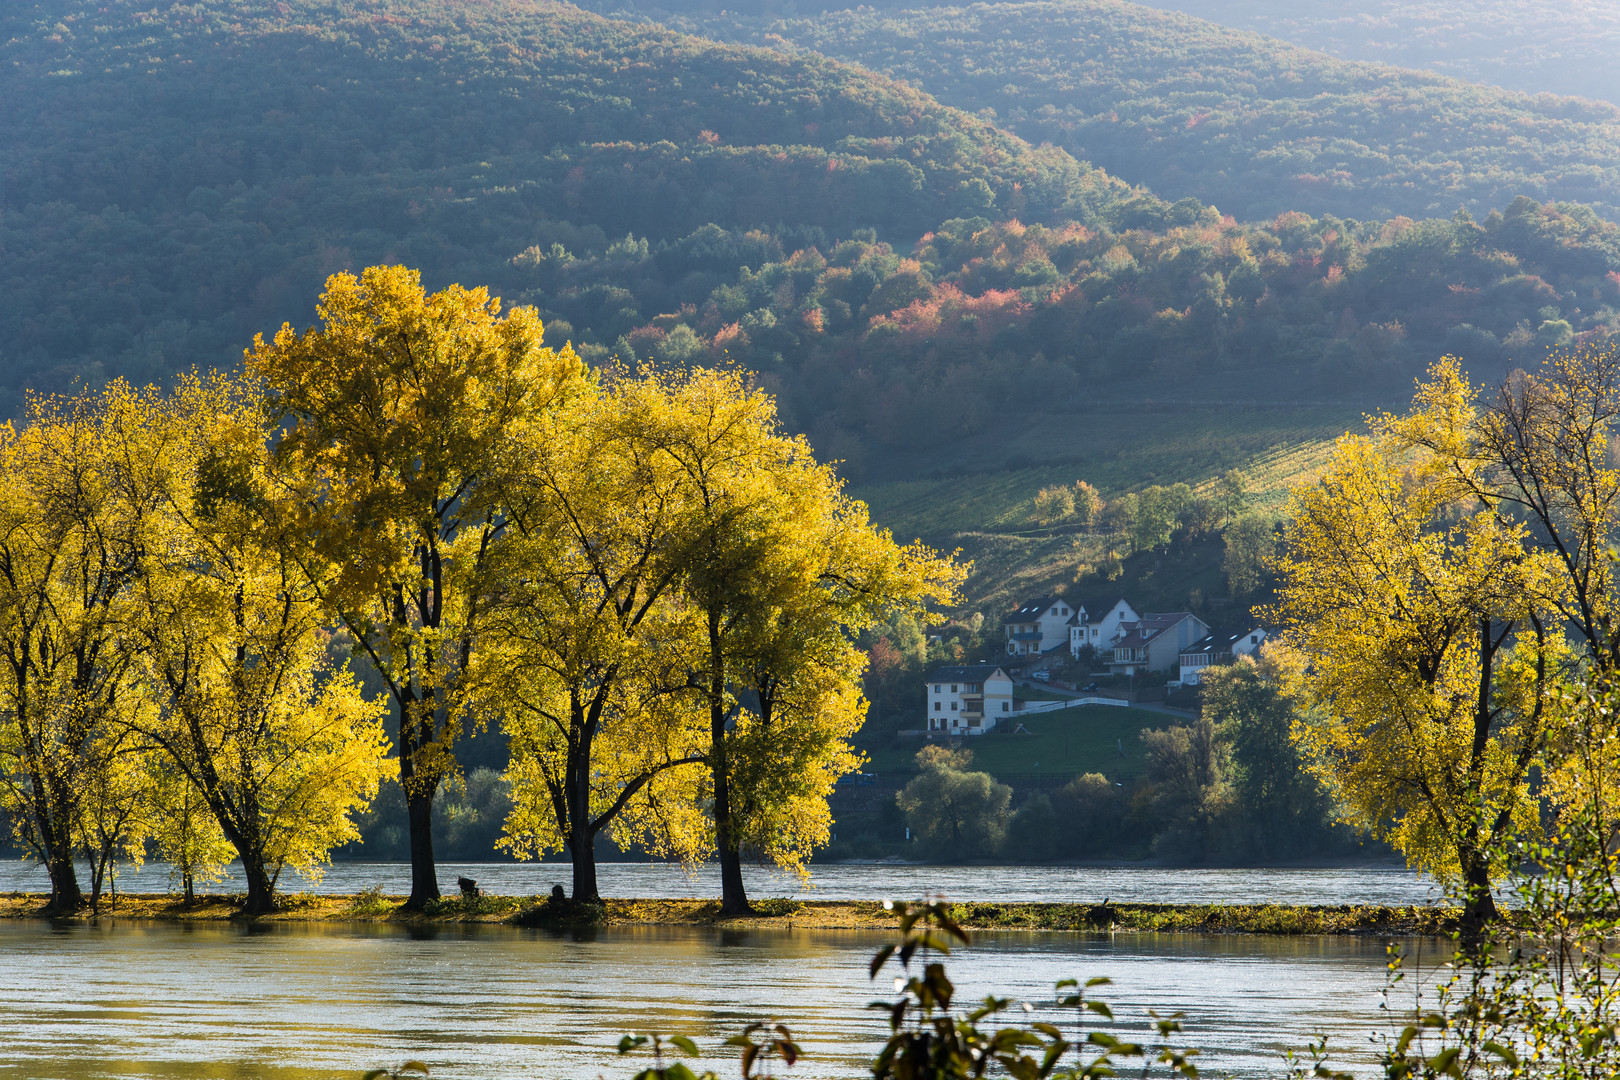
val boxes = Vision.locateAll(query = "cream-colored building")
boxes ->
[924,664,1014,735]
[1003,597,1074,657]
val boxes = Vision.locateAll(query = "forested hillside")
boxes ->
[0,0,1129,416]
[1143,0,1620,107]
[8,0,1620,578]
[637,0,1620,225]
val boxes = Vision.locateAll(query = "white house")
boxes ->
[1068,597,1139,658]
[1178,627,1270,685]
[1109,612,1210,674]
[1003,597,1074,657]
[924,664,1014,735]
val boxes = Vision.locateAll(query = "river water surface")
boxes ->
[0,920,1434,1080]
[0,859,1441,906]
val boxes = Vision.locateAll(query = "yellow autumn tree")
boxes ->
[145,753,234,904]
[647,369,965,914]
[1372,354,1620,851]
[475,380,710,903]
[248,265,587,908]
[75,721,154,914]
[1272,403,1566,925]
[0,385,159,912]
[118,374,391,915]
[1383,350,1620,671]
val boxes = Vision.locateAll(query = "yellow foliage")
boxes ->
[0,382,168,909]
[1272,386,1565,905]
[121,374,391,907]
[247,264,588,905]
[476,377,711,880]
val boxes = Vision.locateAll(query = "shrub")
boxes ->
[345,885,397,918]
[1030,484,1075,525]
[751,898,804,918]
[423,893,519,918]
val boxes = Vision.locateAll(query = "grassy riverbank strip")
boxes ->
[0,892,1454,936]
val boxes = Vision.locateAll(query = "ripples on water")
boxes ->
[0,859,1442,906]
[0,862,1443,1078]
[0,920,1434,1080]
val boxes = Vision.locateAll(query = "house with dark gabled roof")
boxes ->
[1067,597,1138,658]
[1179,627,1270,685]
[923,664,1014,735]
[1002,597,1074,657]
[1109,612,1210,674]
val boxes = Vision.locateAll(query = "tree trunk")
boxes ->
[183,870,195,906]
[717,831,749,914]
[241,853,275,915]
[706,611,750,916]
[30,755,82,912]
[87,846,105,915]
[44,838,83,913]
[405,785,440,910]
[1459,853,1498,938]
[568,833,600,905]
[566,740,600,903]
[713,717,750,915]
[1457,618,1500,941]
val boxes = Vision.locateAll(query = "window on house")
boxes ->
[951,702,958,711]
[951,684,958,693]
[933,684,941,693]
[934,702,941,711]
[1002,701,1009,712]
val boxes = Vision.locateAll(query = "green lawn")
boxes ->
[865,706,1175,784]
[1013,685,1069,701]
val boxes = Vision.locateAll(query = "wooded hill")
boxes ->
[1144,0,1620,107]
[1,0,1132,417]
[8,0,1620,594]
[636,0,1620,224]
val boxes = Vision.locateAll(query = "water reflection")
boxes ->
[0,859,1440,906]
[0,920,1420,1080]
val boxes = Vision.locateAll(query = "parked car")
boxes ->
[1032,670,1051,681]
[1082,681,1100,692]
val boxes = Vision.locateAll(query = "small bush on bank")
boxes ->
[423,893,520,918]
[751,898,804,917]
[345,885,397,917]
[512,893,607,928]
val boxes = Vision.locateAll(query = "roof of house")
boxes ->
[925,665,1008,684]
[1180,626,1271,660]
[1180,629,1235,659]
[1112,612,1201,651]
[1072,597,1132,621]
[1003,597,1064,624]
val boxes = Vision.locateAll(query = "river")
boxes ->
[0,919,1434,1080]
[0,859,1442,906]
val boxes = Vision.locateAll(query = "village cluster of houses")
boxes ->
[923,597,1269,736]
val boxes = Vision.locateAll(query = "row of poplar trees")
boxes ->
[0,265,963,915]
